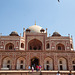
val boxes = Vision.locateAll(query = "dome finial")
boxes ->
[35,20,36,25]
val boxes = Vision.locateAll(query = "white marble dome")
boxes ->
[28,25,42,33]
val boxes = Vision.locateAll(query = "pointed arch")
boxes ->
[56,43,65,50]
[5,43,14,50]
[21,43,24,48]
[2,57,12,69]
[31,57,39,69]
[16,57,25,69]
[44,57,53,70]
[28,39,42,50]
[58,57,67,70]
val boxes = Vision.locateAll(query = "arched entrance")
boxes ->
[31,57,39,70]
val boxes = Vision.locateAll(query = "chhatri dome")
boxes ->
[52,31,61,36]
[27,21,45,33]
[10,31,19,36]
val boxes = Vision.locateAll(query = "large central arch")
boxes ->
[28,39,42,50]
[31,57,39,69]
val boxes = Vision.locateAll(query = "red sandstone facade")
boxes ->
[0,24,75,71]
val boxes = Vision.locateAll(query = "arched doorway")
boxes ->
[46,65,50,70]
[31,57,39,69]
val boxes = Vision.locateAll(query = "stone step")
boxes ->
[28,72,41,75]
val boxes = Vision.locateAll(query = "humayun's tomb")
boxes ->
[0,23,75,71]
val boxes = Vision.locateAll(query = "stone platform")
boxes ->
[0,70,75,75]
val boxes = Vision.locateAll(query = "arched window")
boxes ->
[59,60,62,64]
[9,46,12,49]
[21,43,24,48]
[46,43,50,49]
[30,46,32,50]
[71,44,73,48]
[21,60,23,64]
[72,61,75,64]
[7,60,10,64]
[58,46,61,50]
[46,61,49,64]
[5,43,14,50]
[56,43,65,50]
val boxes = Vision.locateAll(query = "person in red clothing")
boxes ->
[39,65,42,72]
[36,65,39,71]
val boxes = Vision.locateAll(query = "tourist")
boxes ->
[39,65,42,72]
[56,71,60,75]
[28,66,31,72]
[32,66,34,72]
[44,67,46,70]
[36,65,39,71]
[68,70,72,75]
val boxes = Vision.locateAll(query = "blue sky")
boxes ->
[0,0,75,49]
